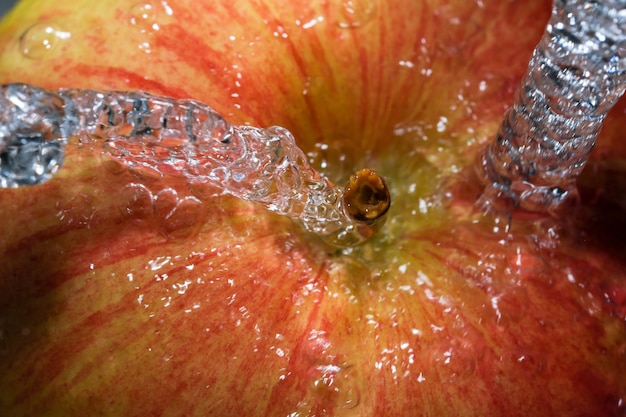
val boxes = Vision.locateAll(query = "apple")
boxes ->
[0,0,625,416]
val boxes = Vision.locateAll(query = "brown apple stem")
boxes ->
[475,0,626,215]
[0,83,390,247]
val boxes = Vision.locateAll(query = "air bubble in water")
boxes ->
[19,23,71,59]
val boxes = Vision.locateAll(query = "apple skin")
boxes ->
[1,0,626,416]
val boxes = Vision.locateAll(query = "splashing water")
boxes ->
[19,22,71,59]
[0,83,68,187]
[0,83,390,247]
[476,0,626,214]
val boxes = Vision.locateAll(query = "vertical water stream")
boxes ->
[476,0,626,213]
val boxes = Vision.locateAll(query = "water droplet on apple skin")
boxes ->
[129,161,164,181]
[19,22,71,59]
[433,348,476,384]
[289,363,361,415]
[119,183,154,220]
[99,152,127,175]
[127,1,175,55]
[55,192,99,228]
[129,3,158,30]
[128,2,163,54]
[312,376,359,410]
[306,138,358,184]
[508,350,546,377]
[187,178,221,201]
[115,180,208,239]
[153,187,178,217]
[335,0,375,29]
[160,196,205,239]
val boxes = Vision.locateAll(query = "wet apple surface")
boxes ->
[0,0,625,416]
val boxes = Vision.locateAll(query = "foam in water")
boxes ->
[0,83,390,247]
[0,83,69,187]
[476,0,626,214]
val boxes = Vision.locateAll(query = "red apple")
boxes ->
[0,0,625,416]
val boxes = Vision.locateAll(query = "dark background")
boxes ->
[0,0,15,17]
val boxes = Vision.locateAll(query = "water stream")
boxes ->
[0,83,389,247]
[476,0,626,214]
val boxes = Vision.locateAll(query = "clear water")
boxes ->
[0,84,69,187]
[476,0,626,214]
[0,83,383,247]
[2,0,625,242]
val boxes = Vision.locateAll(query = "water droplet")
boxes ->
[137,41,152,54]
[153,187,178,218]
[307,138,356,181]
[19,23,70,59]
[335,0,374,28]
[188,178,220,201]
[129,161,163,181]
[161,196,205,239]
[296,15,325,30]
[55,193,98,227]
[148,255,171,271]
[428,341,477,383]
[129,3,161,54]
[129,3,159,32]
[99,153,128,174]
[161,0,174,16]
[119,183,154,220]
[306,363,361,413]
[509,350,545,376]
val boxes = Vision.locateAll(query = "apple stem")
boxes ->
[0,83,389,247]
[475,0,626,215]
